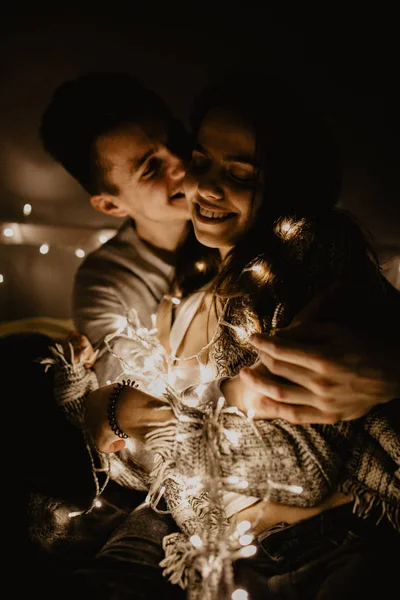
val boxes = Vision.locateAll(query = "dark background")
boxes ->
[1,5,399,322]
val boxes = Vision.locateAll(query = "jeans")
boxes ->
[74,503,185,599]
[233,502,399,599]
[65,502,398,600]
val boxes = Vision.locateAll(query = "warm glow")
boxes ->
[0,274,3,283]
[23,203,32,216]
[239,545,257,557]
[99,234,109,244]
[195,260,206,272]
[3,227,14,237]
[114,315,128,330]
[239,534,254,546]
[236,520,251,534]
[252,264,263,274]
[232,589,248,600]
[190,535,203,548]
[75,248,86,258]
[94,500,102,508]
[224,429,239,446]
[275,217,306,240]
[227,475,240,484]
[39,243,49,254]
[171,296,181,305]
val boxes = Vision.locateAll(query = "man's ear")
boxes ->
[90,194,129,217]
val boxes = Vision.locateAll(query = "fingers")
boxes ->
[65,332,97,366]
[107,438,126,453]
[240,365,321,404]
[246,397,339,424]
[249,334,328,373]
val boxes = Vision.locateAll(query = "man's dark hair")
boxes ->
[40,71,174,195]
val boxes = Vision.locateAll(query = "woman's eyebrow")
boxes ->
[194,144,255,166]
[225,154,256,166]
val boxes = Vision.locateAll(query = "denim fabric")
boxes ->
[75,504,185,599]
[233,503,399,599]
[71,502,399,600]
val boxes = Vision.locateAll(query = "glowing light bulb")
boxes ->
[75,248,85,258]
[239,544,257,557]
[0,274,3,283]
[237,480,249,489]
[236,521,251,535]
[3,227,14,237]
[227,475,240,484]
[171,297,181,305]
[99,234,108,244]
[281,220,291,232]
[232,589,248,600]
[125,438,137,453]
[114,315,127,330]
[106,380,112,385]
[94,500,102,508]
[23,203,32,216]
[251,264,263,275]
[190,535,203,548]
[195,260,206,272]
[224,429,239,446]
[239,534,254,546]
[275,217,305,240]
[39,243,49,254]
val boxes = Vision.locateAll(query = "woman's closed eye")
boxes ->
[226,162,256,183]
[189,150,256,184]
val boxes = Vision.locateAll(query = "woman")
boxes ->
[50,77,399,599]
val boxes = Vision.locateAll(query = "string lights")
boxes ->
[0,212,116,262]
[92,226,307,599]
[25,212,400,599]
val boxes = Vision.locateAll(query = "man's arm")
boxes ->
[238,281,400,424]
[73,256,166,386]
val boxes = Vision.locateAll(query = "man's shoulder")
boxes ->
[77,219,140,270]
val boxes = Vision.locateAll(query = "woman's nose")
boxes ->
[197,175,224,201]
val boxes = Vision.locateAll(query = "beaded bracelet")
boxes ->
[107,379,137,439]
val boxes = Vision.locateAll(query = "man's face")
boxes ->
[94,115,190,223]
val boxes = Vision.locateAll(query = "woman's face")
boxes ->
[183,106,264,259]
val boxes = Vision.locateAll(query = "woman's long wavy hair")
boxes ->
[172,75,383,374]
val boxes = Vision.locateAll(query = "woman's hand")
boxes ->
[220,368,272,417]
[84,382,174,453]
[62,332,98,368]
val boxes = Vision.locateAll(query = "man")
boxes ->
[14,71,194,596]
[40,71,191,385]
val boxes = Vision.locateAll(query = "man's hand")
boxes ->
[238,283,400,424]
[239,322,399,424]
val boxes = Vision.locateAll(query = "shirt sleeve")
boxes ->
[72,256,161,386]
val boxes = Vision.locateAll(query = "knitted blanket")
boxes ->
[44,345,400,595]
